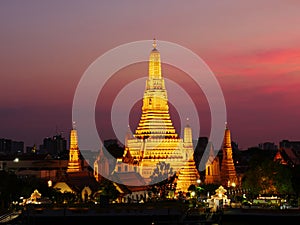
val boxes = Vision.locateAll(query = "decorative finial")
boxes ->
[186,117,190,127]
[225,121,228,129]
[153,38,157,49]
[127,124,131,132]
[72,121,76,130]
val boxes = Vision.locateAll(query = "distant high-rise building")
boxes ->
[39,134,67,157]
[0,138,24,154]
[258,142,278,151]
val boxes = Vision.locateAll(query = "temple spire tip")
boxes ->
[152,38,157,49]
[186,117,190,127]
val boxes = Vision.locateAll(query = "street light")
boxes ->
[191,191,195,198]
[48,180,52,187]
[196,179,202,200]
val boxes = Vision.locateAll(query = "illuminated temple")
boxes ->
[67,122,82,173]
[113,40,199,190]
[220,124,238,187]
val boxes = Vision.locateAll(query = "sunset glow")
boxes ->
[0,1,300,150]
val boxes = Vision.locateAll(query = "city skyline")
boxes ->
[0,1,300,150]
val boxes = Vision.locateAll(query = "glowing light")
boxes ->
[48,180,52,187]
[13,158,19,163]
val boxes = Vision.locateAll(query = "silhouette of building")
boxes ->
[194,136,208,170]
[39,134,67,158]
[279,140,300,153]
[258,142,278,151]
[0,138,24,154]
[273,148,289,165]
[278,140,300,166]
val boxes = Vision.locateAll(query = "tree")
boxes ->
[149,162,176,199]
[98,178,120,202]
[188,184,203,198]
[242,158,294,197]
[149,161,174,184]
[0,171,18,208]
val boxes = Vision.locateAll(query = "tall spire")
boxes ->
[67,123,82,173]
[184,118,192,144]
[152,38,157,49]
[112,38,198,188]
[125,124,133,147]
[148,38,162,79]
[134,40,177,139]
[220,123,238,187]
[224,122,232,149]
[70,124,78,150]
[186,117,190,127]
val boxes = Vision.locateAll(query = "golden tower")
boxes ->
[114,39,196,186]
[67,122,82,173]
[175,120,200,194]
[134,38,178,139]
[175,158,200,194]
[220,123,238,187]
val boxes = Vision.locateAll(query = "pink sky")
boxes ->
[0,1,300,150]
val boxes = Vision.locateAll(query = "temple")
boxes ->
[67,122,82,173]
[112,39,199,191]
[220,123,238,187]
[204,142,221,184]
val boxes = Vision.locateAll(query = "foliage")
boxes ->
[98,178,120,201]
[51,190,77,204]
[188,184,203,197]
[200,183,220,196]
[104,140,124,159]
[0,170,54,208]
[291,165,300,196]
[242,158,294,197]
[0,171,18,208]
[149,162,176,199]
[149,161,174,184]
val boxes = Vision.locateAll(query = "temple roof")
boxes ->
[55,170,101,193]
[111,171,147,187]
